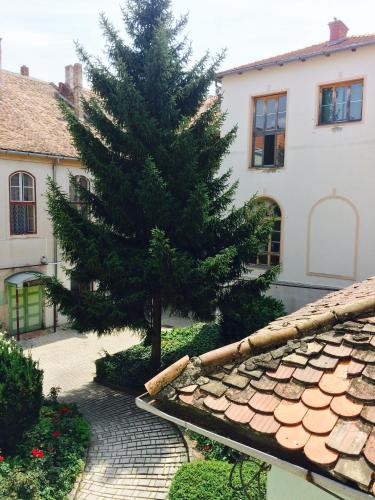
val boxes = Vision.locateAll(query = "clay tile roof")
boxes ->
[216,34,375,78]
[0,69,78,158]
[144,276,375,496]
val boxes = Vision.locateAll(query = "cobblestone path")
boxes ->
[22,329,188,499]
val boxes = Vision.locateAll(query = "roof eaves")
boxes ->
[136,393,371,500]
[216,39,375,79]
[0,148,79,161]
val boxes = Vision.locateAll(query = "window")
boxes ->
[319,80,363,125]
[254,199,282,266]
[69,175,89,215]
[252,94,286,168]
[9,172,36,235]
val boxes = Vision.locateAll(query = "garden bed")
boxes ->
[0,401,90,500]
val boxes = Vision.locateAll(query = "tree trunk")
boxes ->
[151,294,162,371]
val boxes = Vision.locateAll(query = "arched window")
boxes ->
[255,198,282,266]
[69,175,89,215]
[9,172,36,234]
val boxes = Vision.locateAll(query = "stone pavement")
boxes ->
[21,327,188,499]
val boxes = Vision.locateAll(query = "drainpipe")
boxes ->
[52,159,59,333]
[15,287,20,341]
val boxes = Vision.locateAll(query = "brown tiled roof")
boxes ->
[0,70,78,158]
[145,277,375,495]
[216,34,375,78]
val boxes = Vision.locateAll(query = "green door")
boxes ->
[7,284,43,336]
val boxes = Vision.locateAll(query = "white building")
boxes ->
[0,62,88,337]
[217,19,375,312]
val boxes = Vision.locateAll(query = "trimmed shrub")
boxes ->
[96,323,221,388]
[219,292,285,343]
[0,337,43,454]
[169,460,267,500]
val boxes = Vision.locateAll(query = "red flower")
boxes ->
[31,448,44,458]
[58,406,71,415]
[203,444,212,452]
[0,456,4,462]
[52,431,61,438]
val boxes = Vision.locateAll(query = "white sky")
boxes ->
[1,0,375,85]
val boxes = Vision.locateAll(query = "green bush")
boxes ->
[186,431,242,463]
[169,460,267,500]
[96,323,221,388]
[0,401,90,499]
[0,337,43,454]
[219,292,285,343]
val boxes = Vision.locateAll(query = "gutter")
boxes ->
[0,148,78,162]
[216,39,375,78]
[136,393,371,500]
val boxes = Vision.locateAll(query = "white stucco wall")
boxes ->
[0,154,87,330]
[220,45,375,311]
[267,466,351,500]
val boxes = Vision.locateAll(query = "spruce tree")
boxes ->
[45,0,275,370]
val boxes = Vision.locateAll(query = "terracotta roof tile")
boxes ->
[203,395,230,413]
[293,365,323,385]
[327,420,371,455]
[330,395,363,418]
[266,364,295,381]
[303,408,338,434]
[222,372,249,389]
[217,34,375,78]
[301,387,332,409]
[225,403,255,424]
[364,430,375,466]
[0,70,78,157]
[276,424,311,451]
[274,400,308,425]
[304,434,339,466]
[248,392,281,414]
[249,413,280,435]
[274,381,304,401]
[179,384,198,394]
[318,372,350,395]
[226,386,256,404]
[147,276,375,496]
[348,378,375,403]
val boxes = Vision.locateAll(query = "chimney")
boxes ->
[65,64,74,89]
[20,65,29,77]
[329,18,349,43]
[73,63,83,119]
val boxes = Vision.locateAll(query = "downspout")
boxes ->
[136,394,372,500]
[52,159,59,333]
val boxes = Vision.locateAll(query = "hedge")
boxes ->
[96,323,222,388]
[169,460,267,500]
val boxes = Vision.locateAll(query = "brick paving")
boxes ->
[21,327,188,499]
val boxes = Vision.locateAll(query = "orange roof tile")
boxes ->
[217,34,375,78]
[145,276,375,496]
[0,70,78,158]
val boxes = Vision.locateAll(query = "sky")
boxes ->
[1,0,375,86]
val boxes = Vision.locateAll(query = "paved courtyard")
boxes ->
[21,328,188,499]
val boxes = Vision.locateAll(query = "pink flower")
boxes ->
[0,456,4,462]
[31,448,44,458]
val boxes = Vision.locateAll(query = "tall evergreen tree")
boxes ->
[45,0,275,370]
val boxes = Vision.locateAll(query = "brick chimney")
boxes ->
[329,18,349,43]
[20,65,29,77]
[58,63,83,118]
